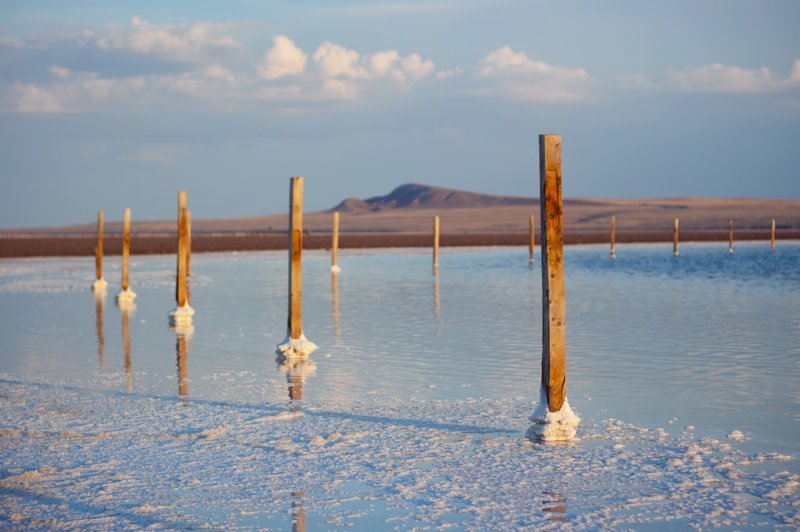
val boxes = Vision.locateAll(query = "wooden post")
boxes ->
[433,215,440,270]
[529,214,536,263]
[186,210,192,278]
[176,191,188,308]
[728,219,734,253]
[673,217,679,256]
[610,215,616,259]
[96,211,104,281]
[771,218,776,252]
[288,177,304,340]
[121,208,131,291]
[331,211,340,272]
[539,134,567,413]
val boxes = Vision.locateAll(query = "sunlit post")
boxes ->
[673,217,680,257]
[331,211,341,273]
[728,219,734,254]
[116,208,137,302]
[92,211,108,292]
[433,215,440,271]
[170,191,194,323]
[528,134,580,442]
[610,215,616,259]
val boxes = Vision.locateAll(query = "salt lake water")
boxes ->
[1,242,798,529]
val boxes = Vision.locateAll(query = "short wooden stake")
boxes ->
[610,215,616,259]
[728,219,734,253]
[529,214,536,263]
[528,134,579,442]
[331,211,341,273]
[673,217,680,256]
[277,177,318,356]
[121,209,131,290]
[186,210,192,278]
[771,218,776,252]
[433,215,440,270]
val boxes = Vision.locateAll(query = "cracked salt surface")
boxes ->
[0,244,799,528]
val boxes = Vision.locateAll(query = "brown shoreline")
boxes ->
[0,231,795,258]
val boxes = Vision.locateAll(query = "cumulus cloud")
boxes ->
[258,35,308,80]
[7,83,66,113]
[477,46,591,102]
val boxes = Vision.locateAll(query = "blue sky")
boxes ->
[1,0,798,228]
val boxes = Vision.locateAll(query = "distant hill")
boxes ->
[331,183,536,212]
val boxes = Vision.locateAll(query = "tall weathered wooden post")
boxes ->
[92,211,108,292]
[529,214,536,263]
[277,177,318,357]
[433,215,440,271]
[728,219,734,254]
[170,191,194,323]
[610,215,617,259]
[673,218,680,257]
[527,134,580,442]
[771,218,776,252]
[116,208,137,302]
[331,211,341,273]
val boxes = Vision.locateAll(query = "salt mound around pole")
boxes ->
[330,264,341,274]
[277,334,318,358]
[92,278,108,292]
[116,288,137,302]
[169,304,195,324]
[526,389,581,442]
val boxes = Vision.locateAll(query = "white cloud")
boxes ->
[202,64,238,85]
[8,83,66,113]
[258,35,308,80]
[477,46,591,102]
[313,42,364,78]
[668,63,779,93]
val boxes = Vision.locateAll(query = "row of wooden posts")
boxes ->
[89,134,785,439]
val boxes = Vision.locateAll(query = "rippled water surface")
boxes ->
[1,242,798,528]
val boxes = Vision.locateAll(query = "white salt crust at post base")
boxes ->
[330,264,341,274]
[92,278,108,292]
[277,334,318,357]
[169,304,195,323]
[526,389,581,442]
[116,288,137,302]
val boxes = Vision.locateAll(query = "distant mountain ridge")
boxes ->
[331,183,536,212]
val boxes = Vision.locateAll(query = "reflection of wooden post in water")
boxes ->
[433,215,440,271]
[331,211,341,273]
[176,332,189,399]
[122,307,132,392]
[527,134,580,442]
[288,373,303,401]
[771,218,776,252]
[529,214,536,263]
[433,270,441,323]
[728,219,734,254]
[542,491,568,523]
[186,210,192,278]
[332,272,340,339]
[673,217,680,256]
[95,294,105,369]
[291,491,306,532]
[610,215,616,259]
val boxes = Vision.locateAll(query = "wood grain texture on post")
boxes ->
[673,217,680,256]
[529,214,535,262]
[121,209,131,291]
[610,215,616,258]
[433,215,440,269]
[289,177,304,340]
[539,134,566,413]
[729,219,734,253]
[176,191,188,308]
[771,218,776,252]
[331,211,340,268]
[96,211,104,280]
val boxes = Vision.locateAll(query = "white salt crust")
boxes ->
[331,264,341,273]
[526,388,581,442]
[277,333,318,357]
[116,288,137,302]
[91,278,107,292]
[169,304,195,324]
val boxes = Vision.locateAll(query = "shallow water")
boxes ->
[1,242,798,528]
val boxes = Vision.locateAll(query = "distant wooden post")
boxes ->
[186,210,192,278]
[176,191,188,308]
[529,214,535,263]
[673,217,680,256]
[610,215,616,259]
[728,219,734,253]
[771,218,776,252]
[539,134,567,413]
[95,211,104,281]
[331,211,340,273]
[289,177,304,340]
[116,208,136,301]
[433,215,440,270]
